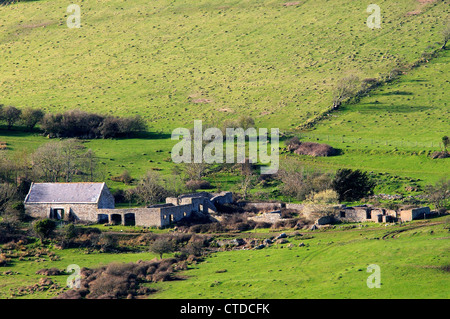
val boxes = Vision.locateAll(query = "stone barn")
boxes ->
[24,182,115,223]
[24,183,233,228]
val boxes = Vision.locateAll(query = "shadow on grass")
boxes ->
[379,90,413,96]
[0,126,172,141]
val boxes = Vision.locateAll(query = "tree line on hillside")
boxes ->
[0,105,147,138]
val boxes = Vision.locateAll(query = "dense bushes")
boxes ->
[0,104,147,138]
[40,110,146,138]
[54,259,183,299]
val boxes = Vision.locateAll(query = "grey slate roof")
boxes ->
[24,183,105,204]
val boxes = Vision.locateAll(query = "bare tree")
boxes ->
[184,161,209,181]
[240,173,256,201]
[332,74,360,110]
[130,171,169,206]
[32,141,65,182]
[32,139,97,182]
[81,149,98,182]
[149,237,175,259]
[425,178,450,211]
[60,139,85,182]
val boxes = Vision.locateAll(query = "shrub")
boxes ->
[20,108,45,131]
[64,224,77,240]
[1,105,22,130]
[40,110,146,139]
[33,218,57,241]
[331,169,375,202]
[36,268,62,276]
[149,237,175,259]
[185,179,212,191]
[111,170,133,184]
[0,220,22,244]
[98,233,118,252]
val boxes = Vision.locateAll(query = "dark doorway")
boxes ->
[111,214,122,225]
[124,213,136,226]
[98,214,109,224]
[50,208,64,220]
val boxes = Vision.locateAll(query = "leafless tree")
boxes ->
[130,171,169,206]
[32,139,97,182]
[425,178,450,211]
[332,74,360,109]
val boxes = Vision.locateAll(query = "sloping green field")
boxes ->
[150,219,450,299]
[0,0,447,132]
[0,219,448,299]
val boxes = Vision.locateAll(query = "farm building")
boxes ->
[399,207,431,222]
[24,183,232,227]
[24,182,115,222]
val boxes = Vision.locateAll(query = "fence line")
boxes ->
[298,133,441,150]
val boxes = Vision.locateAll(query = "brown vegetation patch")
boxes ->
[19,21,54,29]
[406,10,422,16]
[191,98,212,104]
[430,151,449,159]
[53,257,190,299]
[292,142,338,157]
[36,268,63,276]
[282,2,301,7]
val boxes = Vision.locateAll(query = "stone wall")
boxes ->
[211,192,233,205]
[99,207,163,226]
[400,207,430,222]
[285,203,304,211]
[315,215,336,225]
[339,207,370,223]
[98,185,115,209]
[248,211,282,224]
[25,203,99,222]
[160,204,197,227]
[243,202,285,211]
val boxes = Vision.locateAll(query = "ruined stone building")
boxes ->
[24,183,233,227]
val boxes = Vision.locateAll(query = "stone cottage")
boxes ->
[24,182,115,222]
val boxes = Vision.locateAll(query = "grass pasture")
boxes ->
[0,0,448,132]
[0,218,448,299]
[150,218,450,299]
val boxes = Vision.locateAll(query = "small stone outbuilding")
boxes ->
[24,182,115,222]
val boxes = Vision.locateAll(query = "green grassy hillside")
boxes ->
[1,218,448,299]
[0,0,447,132]
[295,48,449,185]
[150,218,450,299]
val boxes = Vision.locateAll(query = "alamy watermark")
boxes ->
[66,264,81,289]
[366,264,381,288]
[171,120,279,175]
[367,4,381,29]
[67,4,81,29]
